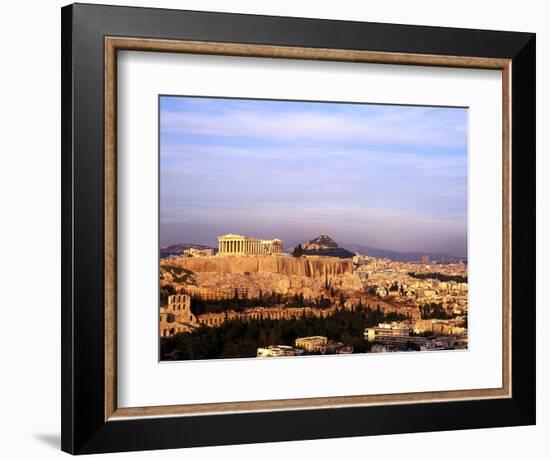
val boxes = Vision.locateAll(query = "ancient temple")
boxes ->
[217,233,282,256]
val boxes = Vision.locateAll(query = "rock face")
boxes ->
[166,255,353,279]
[161,255,363,300]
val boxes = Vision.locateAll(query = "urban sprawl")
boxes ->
[160,234,468,360]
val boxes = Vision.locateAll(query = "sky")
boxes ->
[160,96,468,257]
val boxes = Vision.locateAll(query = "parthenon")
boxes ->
[217,233,282,256]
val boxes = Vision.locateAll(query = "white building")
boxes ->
[256,345,295,357]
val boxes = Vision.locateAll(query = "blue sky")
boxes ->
[160,96,468,256]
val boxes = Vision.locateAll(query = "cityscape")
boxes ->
[159,234,467,360]
[159,96,468,361]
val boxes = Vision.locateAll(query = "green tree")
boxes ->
[292,244,303,257]
[160,307,410,361]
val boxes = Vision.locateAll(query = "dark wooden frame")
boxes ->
[62,3,536,454]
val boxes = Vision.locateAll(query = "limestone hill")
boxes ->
[161,255,363,301]
[301,234,355,259]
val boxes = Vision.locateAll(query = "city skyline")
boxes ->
[160,96,468,257]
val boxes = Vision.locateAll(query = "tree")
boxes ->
[292,244,303,257]
[161,306,410,361]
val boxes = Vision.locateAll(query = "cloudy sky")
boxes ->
[160,96,468,257]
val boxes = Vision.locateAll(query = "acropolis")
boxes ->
[217,233,282,256]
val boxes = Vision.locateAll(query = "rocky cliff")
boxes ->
[165,255,353,279]
[161,255,362,300]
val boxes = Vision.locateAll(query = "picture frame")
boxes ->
[61,3,536,454]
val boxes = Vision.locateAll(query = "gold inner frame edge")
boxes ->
[104,37,512,421]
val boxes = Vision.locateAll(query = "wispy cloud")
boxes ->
[159,96,468,256]
[161,101,467,149]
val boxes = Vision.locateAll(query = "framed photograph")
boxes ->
[61,3,536,454]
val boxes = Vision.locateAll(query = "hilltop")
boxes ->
[299,234,355,259]
[161,236,464,263]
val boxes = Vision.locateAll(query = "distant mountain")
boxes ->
[303,234,339,250]
[341,243,463,262]
[299,234,355,259]
[160,243,214,259]
[287,235,463,262]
